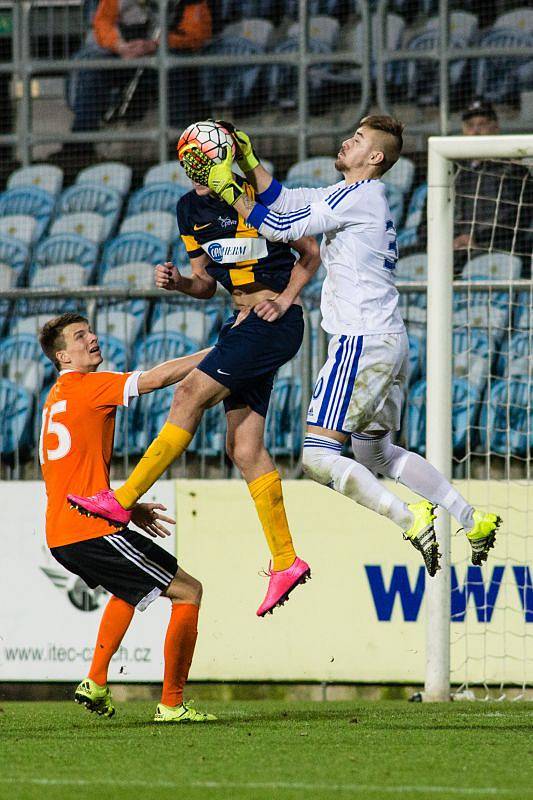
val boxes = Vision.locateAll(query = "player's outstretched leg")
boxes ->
[74,595,134,718]
[351,432,501,565]
[154,570,216,723]
[302,433,441,576]
[226,408,311,616]
[68,371,227,526]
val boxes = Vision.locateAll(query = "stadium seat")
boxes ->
[76,162,132,196]
[383,156,415,196]
[50,212,106,244]
[0,235,29,288]
[144,161,191,188]
[396,252,427,282]
[0,379,34,457]
[31,264,89,289]
[172,238,192,274]
[151,303,221,345]
[384,184,405,228]
[96,300,148,347]
[127,183,188,217]
[513,290,532,330]
[453,279,510,341]
[29,233,98,286]
[0,215,38,245]
[200,24,268,115]
[265,376,303,456]
[134,331,198,370]
[496,331,530,380]
[267,18,339,112]
[463,253,523,281]
[102,262,154,289]
[7,165,63,197]
[397,184,427,249]
[407,377,480,456]
[56,184,123,239]
[407,332,421,385]
[286,157,340,187]
[99,233,167,283]
[120,211,174,244]
[233,158,275,178]
[478,379,533,458]
[0,187,54,241]
[453,327,490,398]
[472,9,533,102]
[0,334,49,393]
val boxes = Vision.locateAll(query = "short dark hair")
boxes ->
[461,98,498,123]
[39,312,88,371]
[360,114,404,175]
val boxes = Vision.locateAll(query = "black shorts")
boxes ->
[50,529,178,611]
[198,304,304,417]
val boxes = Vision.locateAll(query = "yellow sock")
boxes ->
[248,470,296,572]
[115,423,192,509]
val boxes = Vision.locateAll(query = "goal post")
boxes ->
[425,135,533,702]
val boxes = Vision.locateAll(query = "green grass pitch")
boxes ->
[1,699,532,800]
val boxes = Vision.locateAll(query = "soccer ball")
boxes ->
[177,120,236,164]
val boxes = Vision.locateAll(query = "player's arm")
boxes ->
[154,253,216,300]
[254,236,321,322]
[137,347,211,394]
[180,146,341,243]
[216,120,334,207]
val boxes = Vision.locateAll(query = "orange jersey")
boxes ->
[40,369,140,548]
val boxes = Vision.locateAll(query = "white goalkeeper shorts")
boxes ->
[306,331,409,434]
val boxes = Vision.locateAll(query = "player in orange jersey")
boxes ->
[39,311,215,723]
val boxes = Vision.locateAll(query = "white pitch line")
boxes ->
[0,778,527,795]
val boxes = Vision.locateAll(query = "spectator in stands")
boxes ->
[453,99,531,275]
[60,0,212,161]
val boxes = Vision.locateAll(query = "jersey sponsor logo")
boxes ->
[203,237,268,264]
[217,216,235,228]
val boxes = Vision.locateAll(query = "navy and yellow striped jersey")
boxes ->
[176,180,296,294]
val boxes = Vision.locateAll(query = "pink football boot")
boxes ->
[67,489,131,528]
[256,557,311,617]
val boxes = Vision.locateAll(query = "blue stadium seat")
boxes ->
[120,211,174,244]
[56,184,123,239]
[463,253,523,281]
[96,334,128,371]
[473,27,533,103]
[0,187,55,241]
[144,162,191,188]
[8,165,63,197]
[191,404,225,456]
[151,300,221,346]
[127,183,189,217]
[29,233,98,286]
[99,233,167,283]
[478,379,533,457]
[0,235,29,288]
[407,332,421,385]
[76,162,132,196]
[453,281,510,344]
[172,238,192,275]
[513,290,533,331]
[134,331,198,369]
[384,184,405,228]
[286,157,340,187]
[0,333,50,393]
[397,183,427,250]
[96,299,148,350]
[384,156,415,196]
[0,379,34,457]
[407,377,480,456]
[496,331,530,380]
[267,18,339,112]
[452,327,490,399]
[200,29,267,115]
[265,377,303,456]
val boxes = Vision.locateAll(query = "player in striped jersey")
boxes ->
[179,116,501,576]
[39,312,215,722]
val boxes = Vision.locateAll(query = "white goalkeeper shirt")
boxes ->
[248,178,406,337]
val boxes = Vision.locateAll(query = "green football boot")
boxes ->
[403,500,440,577]
[465,511,502,566]
[74,677,116,718]
[154,701,217,723]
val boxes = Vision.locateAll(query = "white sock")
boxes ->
[302,434,413,530]
[351,433,475,529]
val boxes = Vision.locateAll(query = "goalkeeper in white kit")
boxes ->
[180,115,501,576]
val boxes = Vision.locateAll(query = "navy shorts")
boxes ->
[198,304,304,417]
[51,529,178,611]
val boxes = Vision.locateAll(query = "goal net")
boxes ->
[425,135,533,701]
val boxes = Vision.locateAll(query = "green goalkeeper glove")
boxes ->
[180,144,244,207]
[216,119,260,174]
